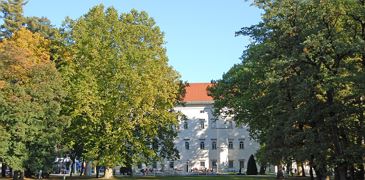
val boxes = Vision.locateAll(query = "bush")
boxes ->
[246,154,258,175]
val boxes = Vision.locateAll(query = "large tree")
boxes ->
[209,1,365,180]
[59,5,182,178]
[0,28,66,179]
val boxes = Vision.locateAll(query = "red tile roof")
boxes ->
[183,83,213,102]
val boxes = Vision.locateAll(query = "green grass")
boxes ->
[115,176,276,180]
[0,175,312,180]
[45,175,276,180]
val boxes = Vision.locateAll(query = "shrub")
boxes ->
[246,154,258,175]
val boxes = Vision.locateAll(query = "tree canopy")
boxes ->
[209,1,365,180]
[59,5,182,178]
[0,28,66,176]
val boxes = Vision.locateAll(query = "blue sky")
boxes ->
[24,1,262,83]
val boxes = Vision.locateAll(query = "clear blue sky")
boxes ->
[24,0,262,83]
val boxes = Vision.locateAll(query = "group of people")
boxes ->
[140,168,154,175]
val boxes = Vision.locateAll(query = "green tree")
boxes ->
[60,5,182,178]
[209,1,365,180]
[0,28,66,179]
[0,0,26,39]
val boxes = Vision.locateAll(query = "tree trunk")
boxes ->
[104,167,113,179]
[276,164,284,179]
[79,160,84,176]
[96,166,100,178]
[314,166,322,180]
[357,164,364,180]
[349,165,355,180]
[70,157,75,177]
[301,163,306,177]
[12,170,24,180]
[259,165,266,175]
[335,165,347,180]
[1,163,6,177]
[310,165,314,180]
[24,168,32,178]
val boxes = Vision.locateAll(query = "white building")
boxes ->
[134,83,259,175]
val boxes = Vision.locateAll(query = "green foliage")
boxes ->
[0,0,26,39]
[0,0,58,40]
[0,29,66,173]
[60,5,182,170]
[247,154,258,175]
[209,0,365,179]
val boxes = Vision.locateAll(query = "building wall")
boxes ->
[132,102,259,175]
[171,103,259,173]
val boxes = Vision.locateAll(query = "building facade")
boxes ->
[134,83,259,175]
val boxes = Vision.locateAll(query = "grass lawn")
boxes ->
[0,175,311,180]
[114,176,275,180]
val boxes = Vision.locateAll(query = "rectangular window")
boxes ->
[183,121,188,129]
[185,141,190,150]
[200,110,205,113]
[152,161,157,169]
[137,163,142,169]
[169,161,174,169]
[239,141,244,149]
[228,140,233,149]
[199,119,205,129]
[200,161,205,167]
[212,160,217,167]
[200,141,205,149]
[228,160,234,168]
[239,160,245,169]
[212,141,217,150]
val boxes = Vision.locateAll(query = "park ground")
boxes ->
[0,175,311,180]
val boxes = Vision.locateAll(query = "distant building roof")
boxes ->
[183,83,213,103]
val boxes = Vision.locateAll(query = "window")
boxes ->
[200,110,205,113]
[239,160,245,169]
[185,141,190,150]
[212,160,217,168]
[228,160,234,168]
[169,161,174,169]
[228,140,233,149]
[183,121,188,129]
[137,163,142,169]
[200,161,205,167]
[199,119,205,129]
[239,141,244,149]
[212,141,217,150]
[200,141,205,149]
[152,161,157,169]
